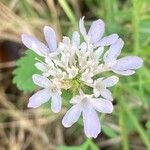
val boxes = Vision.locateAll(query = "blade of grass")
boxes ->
[19,0,37,17]
[119,99,129,150]
[58,0,77,26]
[132,0,141,54]
[120,98,150,150]
[104,0,114,24]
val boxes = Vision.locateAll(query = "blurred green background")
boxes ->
[0,0,150,150]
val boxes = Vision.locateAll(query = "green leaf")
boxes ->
[88,140,99,150]
[13,50,41,92]
[102,124,118,138]
[146,120,150,129]
[146,120,150,137]
[61,89,73,107]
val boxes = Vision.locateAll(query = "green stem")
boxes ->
[119,101,129,150]
[105,0,113,24]
[132,0,140,54]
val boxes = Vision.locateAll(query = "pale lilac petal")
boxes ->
[62,104,82,127]
[102,76,119,87]
[92,99,113,113]
[97,34,119,46]
[112,69,135,76]
[100,89,113,101]
[88,19,105,44]
[51,93,62,113]
[72,31,80,46]
[79,17,87,39]
[114,56,143,71]
[28,89,51,108]
[32,74,51,88]
[21,34,49,57]
[35,62,49,72]
[83,105,101,138]
[34,62,49,72]
[105,38,124,61]
[43,26,57,52]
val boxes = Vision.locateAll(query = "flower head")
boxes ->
[87,75,119,100]
[28,74,62,113]
[21,17,143,138]
[22,26,58,57]
[103,38,143,75]
[62,90,113,138]
[79,17,119,47]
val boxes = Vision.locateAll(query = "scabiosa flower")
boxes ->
[87,76,119,101]
[79,17,119,48]
[62,90,113,138]
[103,38,143,75]
[22,26,59,57]
[21,17,143,138]
[28,74,62,113]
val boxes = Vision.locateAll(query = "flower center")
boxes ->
[69,74,84,94]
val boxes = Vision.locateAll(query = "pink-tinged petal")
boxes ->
[62,104,82,127]
[114,56,143,71]
[97,34,119,46]
[88,19,105,44]
[28,89,51,108]
[43,26,57,52]
[72,31,80,46]
[79,17,87,39]
[112,69,135,76]
[83,105,101,138]
[102,76,119,87]
[100,89,113,101]
[92,99,113,113]
[32,74,51,88]
[105,38,124,61]
[21,34,49,57]
[51,93,62,113]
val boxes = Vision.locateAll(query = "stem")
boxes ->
[132,0,140,54]
[104,0,114,24]
[119,101,129,150]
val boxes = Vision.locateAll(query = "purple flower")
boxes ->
[62,90,113,138]
[79,17,119,47]
[21,26,58,57]
[21,17,143,138]
[87,76,119,101]
[103,38,143,75]
[28,74,62,113]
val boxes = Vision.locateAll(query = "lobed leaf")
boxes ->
[13,50,41,92]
